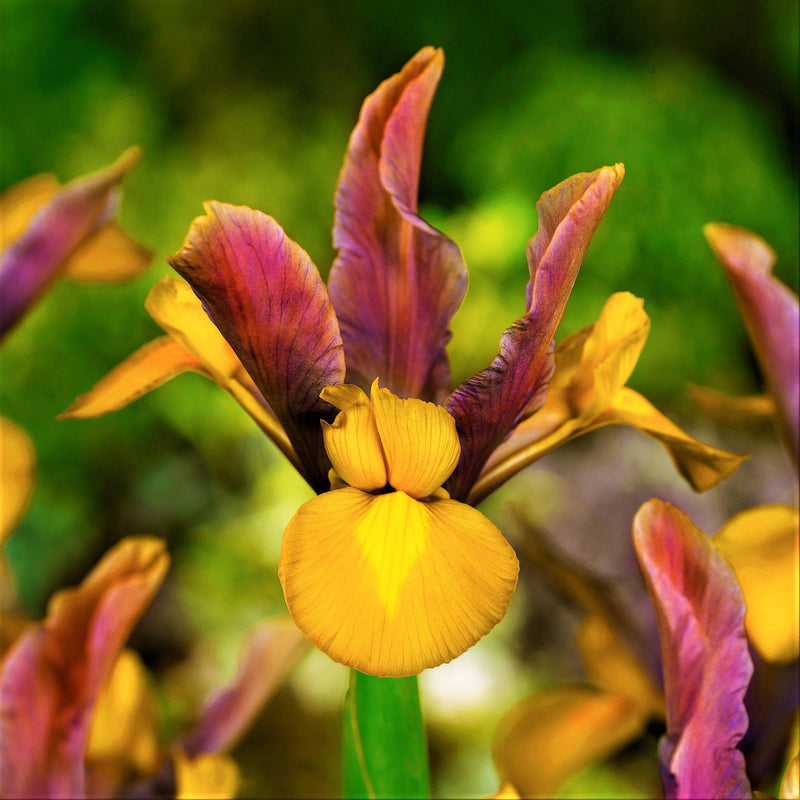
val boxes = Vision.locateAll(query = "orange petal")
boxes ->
[59,336,205,419]
[687,384,776,425]
[0,173,59,249]
[320,384,387,491]
[493,684,647,798]
[63,221,152,282]
[174,750,241,800]
[279,488,518,676]
[371,381,460,498]
[0,417,36,545]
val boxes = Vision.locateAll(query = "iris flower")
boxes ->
[64,48,742,677]
[0,148,152,340]
[0,533,307,799]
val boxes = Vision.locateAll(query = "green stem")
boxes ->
[342,670,430,799]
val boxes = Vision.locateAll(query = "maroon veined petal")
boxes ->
[0,148,142,341]
[633,499,753,800]
[445,165,625,501]
[0,537,168,799]
[704,224,800,464]
[168,201,345,493]
[329,47,467,403]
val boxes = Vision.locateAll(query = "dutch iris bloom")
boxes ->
[64,48,743,677]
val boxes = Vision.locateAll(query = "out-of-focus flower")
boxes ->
[0,148,152,340]
[279,380,518,676]
[0,537,169,799]
[0,531,306,799]
[692,224,799,465]
[63,48,742,675]
[634,499,754,800]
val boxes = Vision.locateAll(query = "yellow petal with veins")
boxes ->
[321,385,387,491]
[371,382,460,498]
[174,750,241,800]
[714,505,799,663]
[279,488,518,676]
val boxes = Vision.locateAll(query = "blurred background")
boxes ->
[1,0,798,796]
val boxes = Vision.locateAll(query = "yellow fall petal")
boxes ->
[687,384,776,425]
[0,417,36,545]
[59,337,205,419]
[62,221,152,282]
[714,505,799,663]
[174,750,241,800]
[321,385,387,491]
[371,382,460,498]
[493,684,647,799]
[87,649,159,775]
[0,173,59,249]
[279,487,518,677]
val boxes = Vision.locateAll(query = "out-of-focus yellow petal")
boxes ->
[782,751,799,800]
[486,782,520,799]
[321,384,387,491]
[174,750,241,800]
[714,505,799,663]
[87,649,159,775]
[0,174,59,249]
[576,614,664,718]
[59,337,204,419]
[687,384,776,425]
[0,417,36,545]
[279,488,518,676]
[371,382,460,498]
[493,684,647,799]
[62,221,152,282]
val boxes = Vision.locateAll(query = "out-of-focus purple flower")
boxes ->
[0,148,152,340]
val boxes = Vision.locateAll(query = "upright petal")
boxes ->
[329,47,467,402]
[168,202,345,493]
[634,499,753,800]
[0,148,146,340]
[0,537,168,799]
[705,224,800,462]
[279,488,518,676]
[446,165,625,501]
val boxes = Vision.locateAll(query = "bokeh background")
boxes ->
[1,1,798,796]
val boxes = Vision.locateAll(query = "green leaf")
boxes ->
[342,670,430,799]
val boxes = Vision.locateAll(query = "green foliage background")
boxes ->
[1,1,797,796]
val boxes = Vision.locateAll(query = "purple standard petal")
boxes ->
[0,149,140,340]
[0,538,168,799]
[445,165,625,501]
[633,499,753,800]
[329,47,467,403]
[705,224,800,463]
[168,202,345,493]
